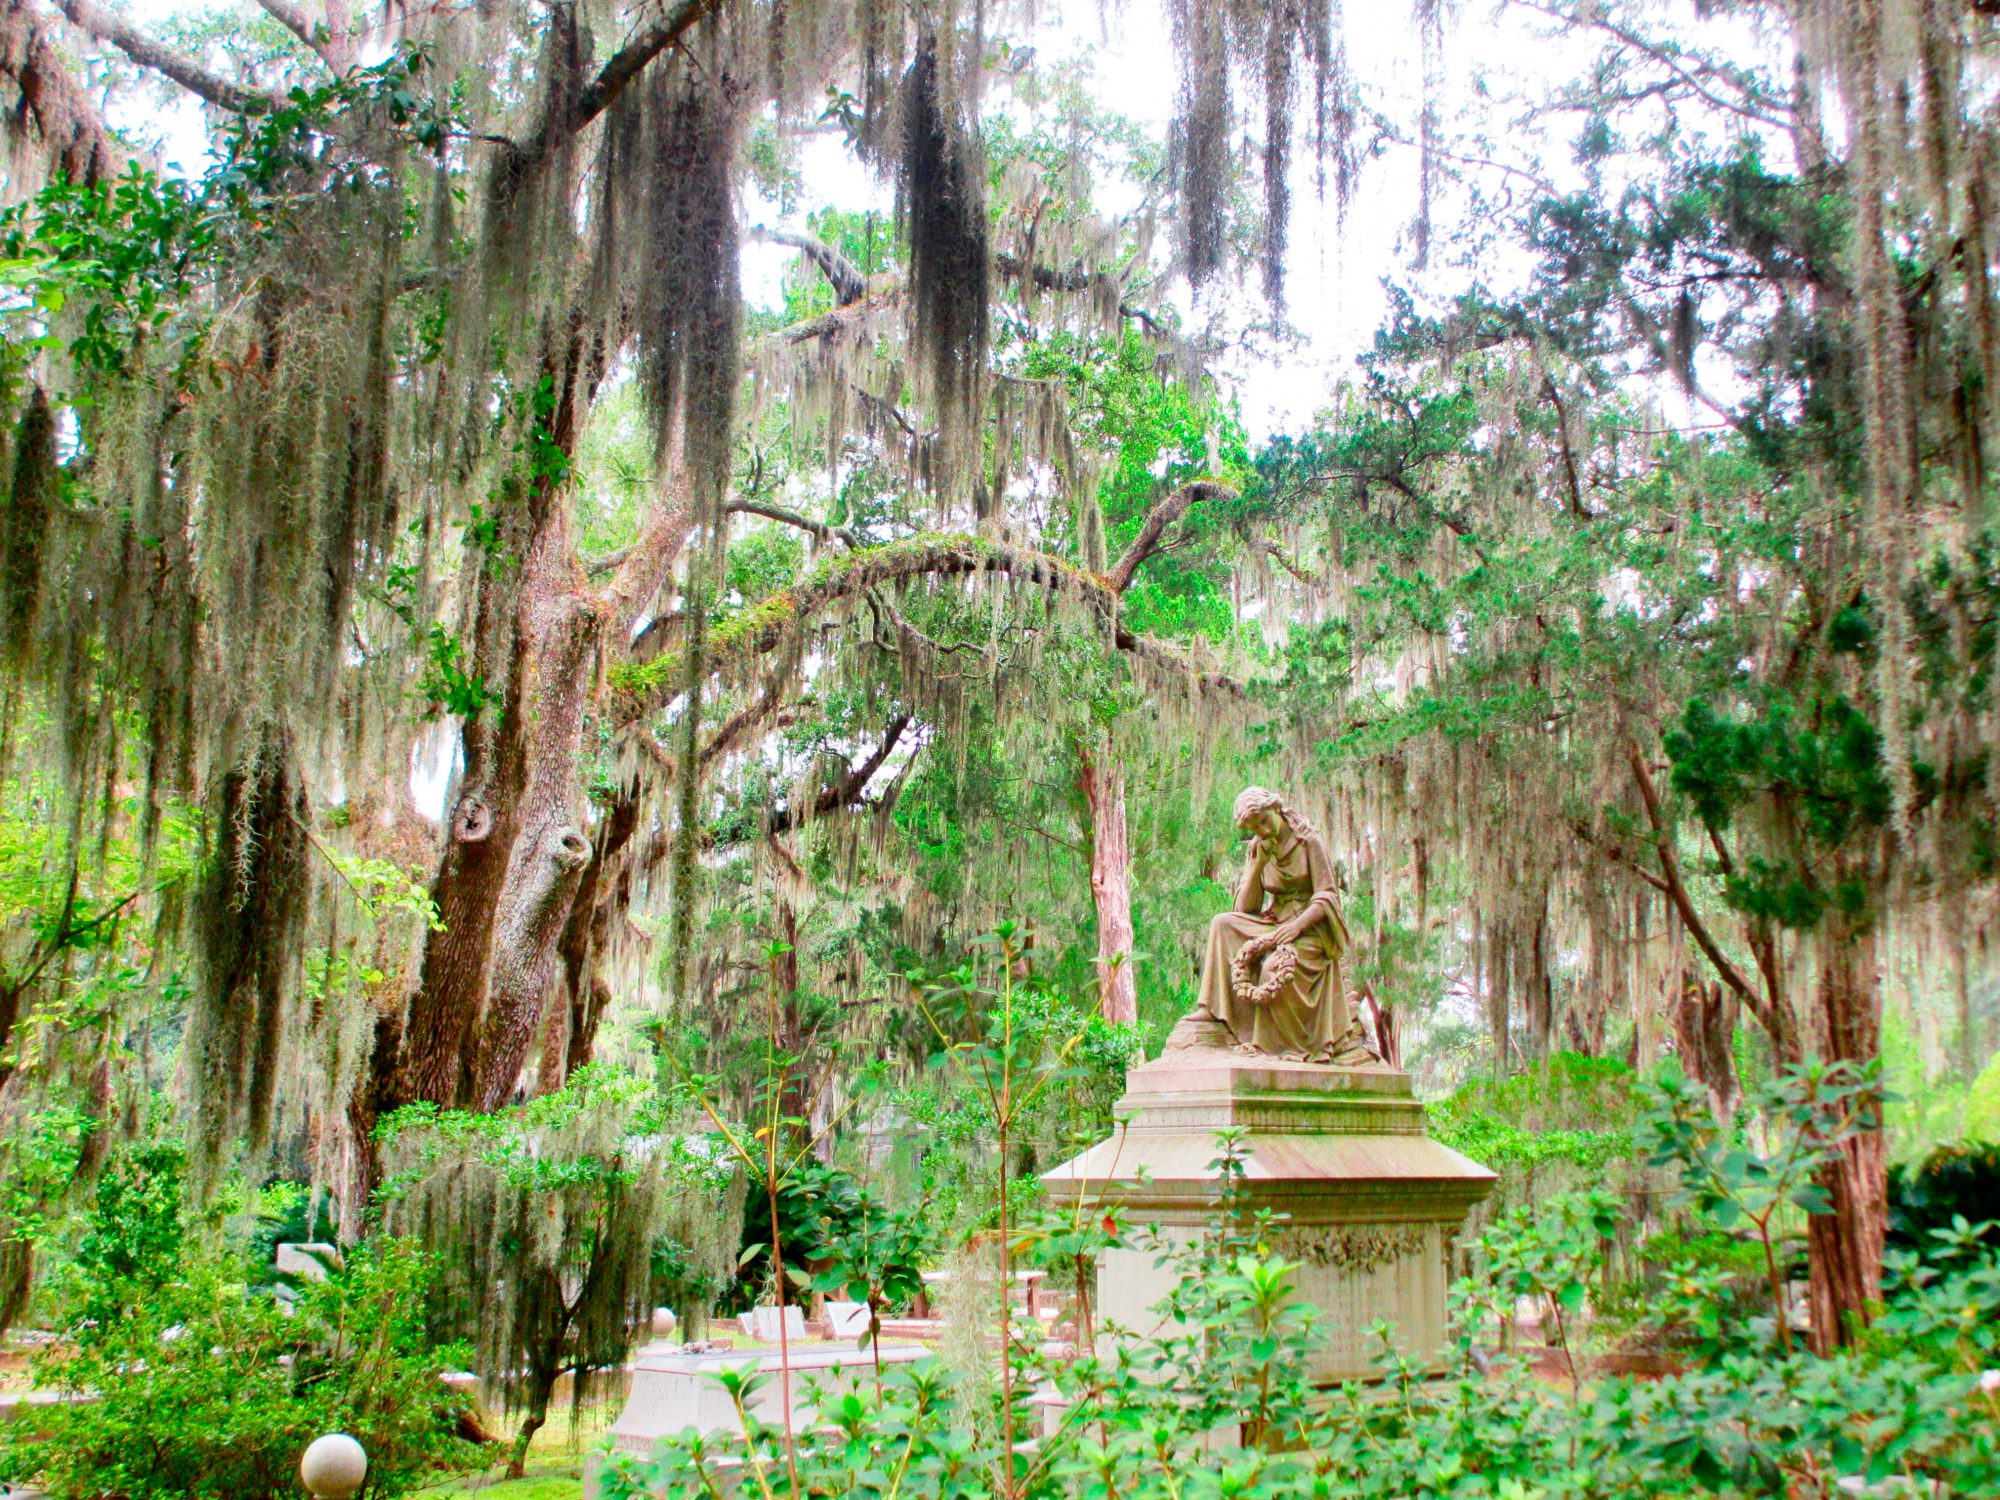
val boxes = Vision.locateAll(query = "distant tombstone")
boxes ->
[825,1301,871,1340]
[751,1304,807,1343]
[596,1339,932,1484]
[736,1311,759,1338]
[276,1243,339,1281]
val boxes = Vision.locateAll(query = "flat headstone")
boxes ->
[826,1301,871,1339]
[751,1304,807,1343]
[275,1243,339,1281]
[601,1341,931,1456]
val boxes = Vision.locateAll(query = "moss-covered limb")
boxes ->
[504,0,720,172]
[750,226,868,307]
[1106,479,1238,594]
[247,0,347,74]
[53,0,283,115]
[725,496,859,548]
[772,281,904,347]
[741,712,913,844]
[2,386,56,664]
[608,533,1096,724]
[608,530,1247,733]
[0,0,124,187]
[763,245,1165,344]
[596,442,693,643]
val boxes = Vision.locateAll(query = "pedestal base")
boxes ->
[1040,1048,1495,1382]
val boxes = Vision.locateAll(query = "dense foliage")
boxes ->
[601,1103,2000,1500]
[0,1147,471,1499]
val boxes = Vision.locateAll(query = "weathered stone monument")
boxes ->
[1041,787,1495,1382]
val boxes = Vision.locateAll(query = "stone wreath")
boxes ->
[1230,936,1298,1006]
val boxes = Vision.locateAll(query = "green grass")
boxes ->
[414,1455,584,1499]
[415,1398,615,1500]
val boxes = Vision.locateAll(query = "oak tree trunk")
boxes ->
[466,513,600,1111]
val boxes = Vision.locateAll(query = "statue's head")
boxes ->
[1233,785,1288,842]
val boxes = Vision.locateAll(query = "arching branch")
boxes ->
[1621,744,1778,1048]
[698,682,800,770]
[750,226,867,306]
[507,0,717,170]
[609,533,1241,726]
[773,285,901,346]
[249,0,343,72]
[749,714,912,841]
[598,462,694,643]
[724,497,861,548]
[54,0,283,113]
[1107,479,1236,593]
[993,252,1168,331]
[764,253,1167,352]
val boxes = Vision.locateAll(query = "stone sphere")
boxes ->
[300,1433,368,1499]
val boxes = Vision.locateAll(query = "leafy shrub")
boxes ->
[1965,1050,2000,1143]
[806,1183,933,1355]
[652,1233,728,1335]
[0,1238,473,1500]
[891,968,1139,1235]
[600,1063,2000,1500]
[600,1203,2000,1500]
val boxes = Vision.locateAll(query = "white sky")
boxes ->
[109,0,1774,435]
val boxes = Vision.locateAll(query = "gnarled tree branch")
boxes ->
[54,0,282,113]
[751,713,912,840]
[507,0,717,170]
[1107,479,1236,593]
[249,0,342,72]
[750,225,867,306]
[725,497,861,548]
[2,0,123,184]
[609,533,1242,726]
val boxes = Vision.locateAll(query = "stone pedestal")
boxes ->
[1040,1049,1495,1383]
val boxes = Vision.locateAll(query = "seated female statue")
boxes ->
[1192,785,1382,1067]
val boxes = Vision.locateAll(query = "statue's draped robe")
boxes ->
[1198,832,1354,1058]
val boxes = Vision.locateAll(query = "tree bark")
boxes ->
[466,515,601,1110]
[1805,910,1886,1353]
[542,789,643,1092]
[1076,742,1137,1025]
[1673,975,1742,1124]
[361,328,615,1152]
[1525,895,1553,1062]
[1,0,124,186]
